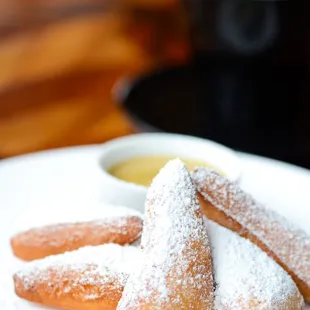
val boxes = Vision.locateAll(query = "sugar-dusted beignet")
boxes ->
[206,219,304,310]
[11,215,143,261]
[14,244,140,310]
[192,167,310,302]
[117,159,214,310]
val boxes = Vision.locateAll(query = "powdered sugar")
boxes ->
[206,219,304,309]
[15,244,140,300]
[192,168,310,298]
[117,159,214,309]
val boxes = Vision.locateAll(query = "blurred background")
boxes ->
[0,0,309,168]
[0,0,189,156]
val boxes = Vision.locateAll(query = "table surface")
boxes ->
[0,1,189,158]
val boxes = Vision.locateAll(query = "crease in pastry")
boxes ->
[206,219,304,310]
[14,243,140,310]
[117,159,214,310]
[11,215,143,261]
[192,167,310,303]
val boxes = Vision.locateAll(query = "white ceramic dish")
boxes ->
[98,133,241,212]
[0,145,310,309]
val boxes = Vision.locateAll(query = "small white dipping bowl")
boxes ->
[99,133,241,213]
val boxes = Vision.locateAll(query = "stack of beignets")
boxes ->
[12,159,308,309]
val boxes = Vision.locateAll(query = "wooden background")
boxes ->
[0,0,190,158]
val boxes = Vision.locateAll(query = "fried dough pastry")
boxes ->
[117,159,214,310]
[14,244,140,310]
[192,167,310,302]
[11,216,143,261]
[206,219,304,310]
[13,220,303,309]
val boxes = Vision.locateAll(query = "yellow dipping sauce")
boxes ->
[108,155,223,187]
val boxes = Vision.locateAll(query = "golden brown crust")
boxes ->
[11,216,143,261]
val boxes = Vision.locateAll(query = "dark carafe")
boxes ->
[184,0,310,168]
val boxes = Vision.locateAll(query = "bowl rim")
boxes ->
[98,133,242,192]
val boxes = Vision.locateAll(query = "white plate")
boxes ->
[0,145,310,309]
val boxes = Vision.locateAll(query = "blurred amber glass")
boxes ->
[0,0,190,158]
